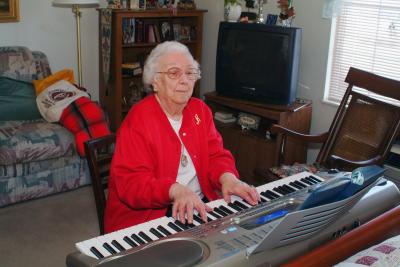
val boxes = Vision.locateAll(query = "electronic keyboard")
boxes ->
[66,171,400,267]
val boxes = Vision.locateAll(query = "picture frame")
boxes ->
[172,23,181,41]
[159,20,174,41]
[145,0,157,9]
[129,0,139,9]
[0,0,19,23]
[180,25,190,41]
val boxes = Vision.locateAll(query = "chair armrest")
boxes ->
[329,155,383,170]
[270,124,329,144]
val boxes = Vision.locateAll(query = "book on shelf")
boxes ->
[122,18,135,44]
[147,24,156,43]
[153,24,161,43]
[135,19,144,43]
[122,62,142,77]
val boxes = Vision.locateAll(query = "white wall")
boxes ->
[0,0,108,100]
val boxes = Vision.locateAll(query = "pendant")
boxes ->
[181,154,188,167]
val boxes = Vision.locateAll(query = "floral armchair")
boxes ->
[0,46,90,207]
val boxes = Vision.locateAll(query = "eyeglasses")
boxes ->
[157,67,200,81]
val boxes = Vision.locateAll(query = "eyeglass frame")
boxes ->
[156,67,201,81]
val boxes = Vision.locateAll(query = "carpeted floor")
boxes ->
[0,186,99,267]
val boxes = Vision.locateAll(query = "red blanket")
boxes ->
[59,96,111,157]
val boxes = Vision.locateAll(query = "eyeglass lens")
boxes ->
[160,67,199,80]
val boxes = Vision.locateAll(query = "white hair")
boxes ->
[142,41,200,90]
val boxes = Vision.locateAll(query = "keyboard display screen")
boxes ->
[240,202,297,230]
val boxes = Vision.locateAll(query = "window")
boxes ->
[325,0,400,105]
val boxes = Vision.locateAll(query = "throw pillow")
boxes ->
[33,69,75,96]
[0,76,42,121]
[36,79,89,122]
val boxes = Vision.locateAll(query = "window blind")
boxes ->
[326,0,400,105]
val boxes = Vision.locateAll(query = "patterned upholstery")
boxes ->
[0,46,51,81]
[0,120,75,165]
[0,47,90,207]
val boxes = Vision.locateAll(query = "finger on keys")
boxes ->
[223,194,232,204]
[186,202,194,224]
[251,185,260,202]
[179,203,187,224]
[195,203,209,223]
[172,202,180,221]
[246,186,259,205]
[240,186,258,206]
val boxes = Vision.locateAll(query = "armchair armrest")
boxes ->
[328,154,383,171]
[271,124,329,167]
[271,124,329,144]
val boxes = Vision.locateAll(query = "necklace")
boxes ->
[180,143,188,167]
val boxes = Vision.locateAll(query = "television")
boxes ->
[215,22,302,105]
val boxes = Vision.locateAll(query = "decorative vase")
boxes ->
[225,3,242,22]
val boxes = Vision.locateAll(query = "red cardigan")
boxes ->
[104,95,239,233]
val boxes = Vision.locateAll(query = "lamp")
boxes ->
[52,0,99,86]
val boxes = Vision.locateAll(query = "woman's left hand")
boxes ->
[220,172,260,205]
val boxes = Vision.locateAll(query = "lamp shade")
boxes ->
[52,0,99,5]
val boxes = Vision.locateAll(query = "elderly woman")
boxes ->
[104,41,259,233]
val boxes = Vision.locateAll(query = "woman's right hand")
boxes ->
[169,183,211,224]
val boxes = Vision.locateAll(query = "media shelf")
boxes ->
[98,9,207,131]
[204,92,312,186]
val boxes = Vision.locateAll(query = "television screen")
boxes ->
[216,22,302,105]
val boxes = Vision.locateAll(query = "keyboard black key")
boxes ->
[193,214,205,224]
[289,181,304,190]
[260,196,268,202]
[213,207,228,216]
[208,210,222,219]
[282,184,296,193]
[90,246,104,259]
[123,236,138,247]
[301,178,313,185]
[219,205,234,215]
[131,233,146,245]
[228,202,243,211]
[157,225,172,236]
[138,231,153,242]
[304,177,317,184]
[184,221,196,228]
[149,228,164,239]
[273,186,288,195]
[175,220,189,230]
[310,175,323,183]
[233,200,249,210]
[111,240,126,252]
[266,190,281,198]
[207,216,213,222]
[260,191,273,200]
[167,222,183,232]
[294,180,308,188]
[103,243,117,254]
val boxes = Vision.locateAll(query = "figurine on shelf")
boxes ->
[107,0,122,9]
[277,0,295,26]
[177,0,196,10]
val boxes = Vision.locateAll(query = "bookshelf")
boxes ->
[98,9,207,131]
